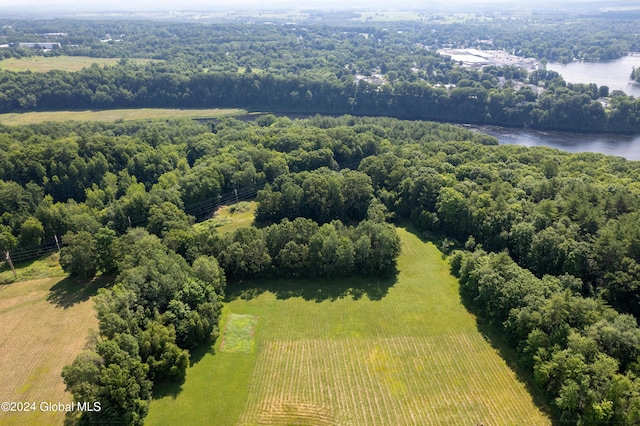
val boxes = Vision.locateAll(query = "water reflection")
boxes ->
[547,54,640,98]
[474,125,640,161]
[478,54,640,160]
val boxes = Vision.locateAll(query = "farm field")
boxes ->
[0,56,158,72]
[0,275,102,426]
[0,108,245,125]
[147,228,550,425]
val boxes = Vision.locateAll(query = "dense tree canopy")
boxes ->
[0,114,637,423]
[451,250,640,424]
[63,229,221,424]
[2,10,640,423]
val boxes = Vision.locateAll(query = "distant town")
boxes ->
[438,48,540,72]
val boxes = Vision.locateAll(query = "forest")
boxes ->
[0,114,639,423]
[2,10,640,425]
[1,17,640,132]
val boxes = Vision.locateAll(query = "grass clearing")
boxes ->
[213,201,258,234]
[0,252,65,284]
[220,314,258,354]
[147,228,550,425]
[0,275,104,426]
[0,56,158,73]
[0,108,245,126]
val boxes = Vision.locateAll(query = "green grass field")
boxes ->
[0,252,65,284]
[0,274,102,426]
[146,228,550,425]
[214,202,258,234]
[0,108,245,126]
[0,56,158,73]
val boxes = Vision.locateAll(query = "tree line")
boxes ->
[1,17,640,132]
[62,228,224,425]
[200,217,400,280]
[1,16,637,64]
[1,63,640,132]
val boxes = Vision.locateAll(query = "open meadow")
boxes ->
[0,108,245,126]
[0,56,158,73]
[0,271,102,426]
[147,228,550,425]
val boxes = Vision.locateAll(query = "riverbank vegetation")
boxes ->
[0,17,640,132]
[1,115,640,423]
[633,67,640,85]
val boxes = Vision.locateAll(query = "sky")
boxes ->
[0,0,506,6]
[0,0,595,12]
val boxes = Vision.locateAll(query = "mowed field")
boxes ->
[0,56,157,72]
[0,275,101,426]
[0,108,246,126]
[147,228,550,425]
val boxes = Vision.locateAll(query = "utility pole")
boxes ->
[234,188,239,204]
[5,251,17,280]
[54,234,61,252]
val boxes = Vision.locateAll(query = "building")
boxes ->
[18,42,61,49]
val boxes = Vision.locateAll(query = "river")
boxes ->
[240,113,640,161]
[547,54,640,98]
[473,125,640,161]
[471,54,640,160]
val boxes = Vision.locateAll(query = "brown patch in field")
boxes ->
[258,401,336,425]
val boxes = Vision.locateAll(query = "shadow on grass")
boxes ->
[152,340,215,400]
[152,377,185,400]
[47,274,114,309]
[401,222,462,256]
[190,339,216,366]
[225,273,398,303]
[0,253,63,284]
